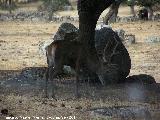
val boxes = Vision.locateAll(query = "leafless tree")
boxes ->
[103,1,122,25]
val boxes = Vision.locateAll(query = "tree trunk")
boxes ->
[48,11,53,21]
[130,5,136,16]
[103,1,121,25]
[4,0,8,8]
[47,0,55,21]
[78,13,99,71]
[8,0,12,14]
[103,4,115,25]
[77,0,114,85]
[147,6,153,20]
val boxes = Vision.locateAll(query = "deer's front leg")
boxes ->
[75,48,82,99]
[45,67,49,98]
[49,66,56,99]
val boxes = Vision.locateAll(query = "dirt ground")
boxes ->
[0,21,159,80]
[0,20,160,120]
[0,4,160,119]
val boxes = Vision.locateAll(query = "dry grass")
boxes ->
[0,21,60,70]
[111,21,160,43]
[0,21,160,82]
[0,4,160,119]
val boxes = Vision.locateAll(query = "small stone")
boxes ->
[126,74,156,84]
[1,109,8,115]
[145,36,160,43]
[60,103,65,107]
[42,101,47,105]
[125,34,136,45]
[9,114,14,117]
[1,58,8,61]
[19,100,23,103]
[75,106,82,110]
[49,103,57,107]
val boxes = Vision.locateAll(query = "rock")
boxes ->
[75,105,82,110]
[19,100,23,103]
[145,36,160,43]
[126,74,156,84]
[118,16,138,23]
[53,23,78,43]
[0,11,52,22]
[89,106,151,120]
[0,15,9,21]
[1,58,8,61]
[95,27,131,84]
[115,29,125,41]
[96,24,112,30]
[124,34,136,45]
[31,17,40,22]
[49,103,57,107]
[63,65,76,75]
[63,5,73,11]
[60,103,66,107]
[153,13,160,21]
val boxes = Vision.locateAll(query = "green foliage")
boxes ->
[40,0,70,12]
[0,1,16,10]
[127,0,135,6]
[122,0,160,7]
[40,0,71,20]
[0,0,17,13]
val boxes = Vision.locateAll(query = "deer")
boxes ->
[45,39,99,98]
[44,22,131,98]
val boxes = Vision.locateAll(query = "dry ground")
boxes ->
[0,2,160,118]
[0,20,160,120]
[0,21,159,80]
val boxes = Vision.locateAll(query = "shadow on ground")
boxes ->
[0,67,160,101]
[0,67,160,119]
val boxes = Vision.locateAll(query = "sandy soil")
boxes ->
[0,3,160,119]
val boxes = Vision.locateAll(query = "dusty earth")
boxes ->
[0,4,160,120]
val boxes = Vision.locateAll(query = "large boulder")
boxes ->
[95,27,131,84]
